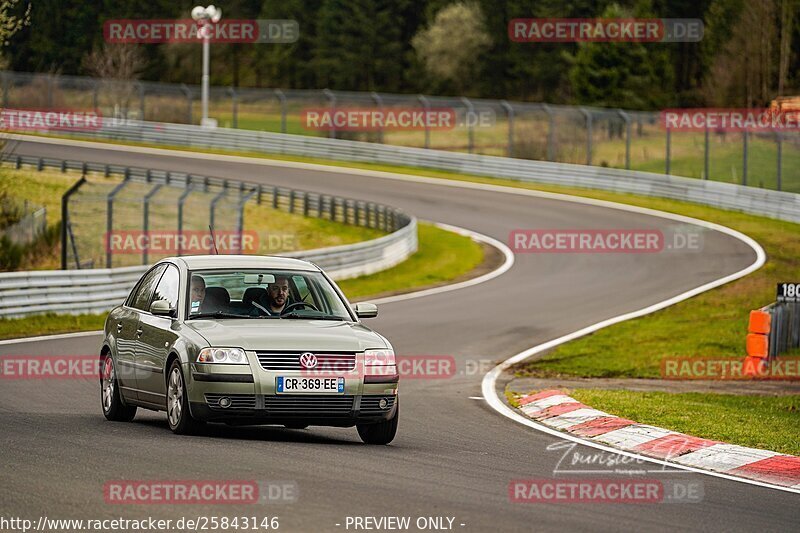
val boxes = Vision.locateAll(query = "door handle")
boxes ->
[135,328,143,337]
[117,323,123,331]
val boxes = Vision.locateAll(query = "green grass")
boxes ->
[0,313,107,340]
[338,222,483,300]
[0,222,483,340]
[569,389,800,456]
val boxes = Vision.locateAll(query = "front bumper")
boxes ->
[185,352,398,426]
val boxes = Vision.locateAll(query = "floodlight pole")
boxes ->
[192,5,221,127]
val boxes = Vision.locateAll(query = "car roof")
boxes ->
[166,254,321,272]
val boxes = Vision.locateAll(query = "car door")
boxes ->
[116,264,166,402]
[135,264,181,408]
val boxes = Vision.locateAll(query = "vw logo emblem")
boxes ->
[299,352,318,369]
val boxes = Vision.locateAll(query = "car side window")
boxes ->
[152,265,180,310]
[130,265,167,311]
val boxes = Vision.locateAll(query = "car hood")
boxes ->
[185,319,388,352]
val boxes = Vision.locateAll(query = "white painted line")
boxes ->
[0,330,103,346]
[676,444,779,472]
[365,222,514,306]
[593,425,674,449]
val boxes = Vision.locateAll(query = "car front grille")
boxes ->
[255,351,357,372]
[359,396,396,415]
[263,395,355,416]
[204,393,256,410]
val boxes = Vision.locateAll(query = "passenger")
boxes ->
[189,275,206,314]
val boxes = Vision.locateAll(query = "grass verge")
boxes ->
[569,389,800,456]
[0,222,483,340]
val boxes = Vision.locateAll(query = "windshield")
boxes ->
[186,269,354,321]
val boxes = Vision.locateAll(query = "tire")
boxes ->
[357,400,398,445]
[100,355,137,422]
[166,360,204,435]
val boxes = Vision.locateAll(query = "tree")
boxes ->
[568,3,675,109]
[411,2,491,93]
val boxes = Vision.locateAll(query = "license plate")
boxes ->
[276,376,344,394]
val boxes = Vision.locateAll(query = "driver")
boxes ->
[253,275,290,315]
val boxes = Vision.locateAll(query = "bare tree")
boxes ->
[411,2,491,93]
[83,44,146,118]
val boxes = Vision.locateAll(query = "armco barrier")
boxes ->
[45,119,800,224]
[0,217,416,318]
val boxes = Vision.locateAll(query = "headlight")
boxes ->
[364,349,395,366]
[197,347,247,364]
[364,349,396,377]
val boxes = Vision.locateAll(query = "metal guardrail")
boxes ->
[763,302,800,359]
[0,153,417,318]
[51,119,800,224]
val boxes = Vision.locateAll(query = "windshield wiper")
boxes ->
[187,312,255,320]
[280,312,344,321]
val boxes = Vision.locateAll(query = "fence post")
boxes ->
[180,83,192,124]
[418,95,430,149]
[105,175,132,268]
[579,107,593,165]
[665,128,671,175]
[618,109,631,170]
[542,103,555,161]
[209,182,228,232]
[500,100,514,158]
[742,131,748,186]
[236,187,257,254]
[177,183,194,256]
[371,91,384,144]
[1,71,8,108]
[776,132,782,191]
[228,87,238,128]
[274,89,287,133]
[703,125,710,179]
[61,174,87,270]
[323,88,336,139]
[142,184,163,265]
[460,96,474,154]
[135,81,145,120]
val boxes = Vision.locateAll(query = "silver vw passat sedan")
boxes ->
[100,255,399,444]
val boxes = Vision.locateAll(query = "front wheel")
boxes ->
[100,355,137,422]
[166,361,204,435]
[357,401,398,445]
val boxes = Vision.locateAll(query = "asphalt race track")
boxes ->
[1,138,795,532]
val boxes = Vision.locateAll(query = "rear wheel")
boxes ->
[167,361,204,435]
[357,401,398,445]
[100,355,137,422]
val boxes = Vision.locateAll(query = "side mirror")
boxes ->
[150,299,175,317]
[353,302,378,319]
